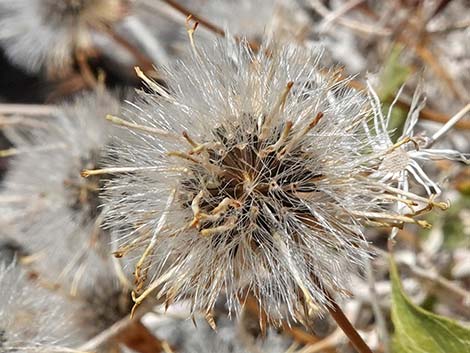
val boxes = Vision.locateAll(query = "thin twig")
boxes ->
[77,315,137,351]
[308,0,391,36]
[47,74,90,102]
[0,104,58,116]
[98,25,156,73]
[0,116,51,128]
[117,320,164,353]
[161,0,225,36]
[143,0,259,50]
[407,42,465,101]
[403,262,470,306]
[427,19,470,34]
[428,0,454,21]
[427,103,470,147]
[76,49,98,88]
[324,294,373,353]
[394,100,470,131]
[295,329,343,353]
[320,0,365,28]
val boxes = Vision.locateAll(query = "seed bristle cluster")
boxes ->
[100,38,451,324]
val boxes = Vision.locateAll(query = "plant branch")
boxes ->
[427,103,470,147]
[99,25,156,73]
[325,296,374,353]
[77,314,165,353]
[394,100,470,131]
[150,0,259,50]
[0,104,58,116]
[375,245,470,306]
[161,0,225,36]
[117,320,164,353]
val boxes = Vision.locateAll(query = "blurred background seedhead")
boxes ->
[0,0,129,78]
[0,263,81,352]
[0,90,126,293]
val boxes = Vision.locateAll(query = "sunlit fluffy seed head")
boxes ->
[103,37,430,323]
[0,0,127,75]
[0,90,122,293]
[0,264,80,352]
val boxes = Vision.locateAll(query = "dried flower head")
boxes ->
[0,90,122,292]
[101,37,444,323]
[367,83,469,196]
[0,264,79,352]
[0,0,127,75]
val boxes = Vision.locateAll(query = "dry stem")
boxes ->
[326,299,373,353]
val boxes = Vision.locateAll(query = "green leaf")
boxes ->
[378,44,411,101]
[390,258,470,353]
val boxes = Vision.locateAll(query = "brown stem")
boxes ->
[100,25,156,73]
[117,320,164,353]
[327,298,374,353]
[76,49,98,88]
[46,74,89,102]
[161,0,260,51]
[162,0,225,36]
[429,0,454,20]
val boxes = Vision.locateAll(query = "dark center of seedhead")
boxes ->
[44,0,91,19]
[177,112,325,254]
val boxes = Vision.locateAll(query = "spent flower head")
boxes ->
[0,90,122,293]
[101,36,446,323]
[0,263,79,352]
[367,83,469,196]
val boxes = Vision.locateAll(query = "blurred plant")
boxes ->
[0,263,81,352]
[0,89,169,353]
[0,0,128,77]
[0,90,123,292]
